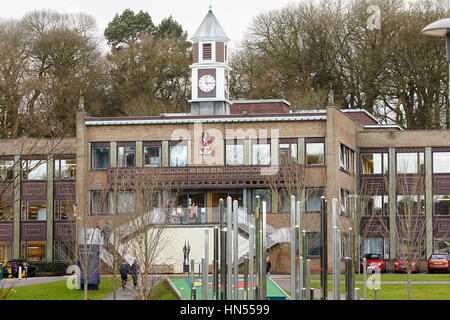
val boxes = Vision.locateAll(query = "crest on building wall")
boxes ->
[200,131,213,155]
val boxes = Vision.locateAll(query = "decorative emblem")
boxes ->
[200,131,213,155]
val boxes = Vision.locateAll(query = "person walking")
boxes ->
[130,259,139,288]
[266,257,272,277]
[120,260,130,289]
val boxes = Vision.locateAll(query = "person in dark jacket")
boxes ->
[266,257,272,277]
[130,259,139,288]
[120,260,130,289]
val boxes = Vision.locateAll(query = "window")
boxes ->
[306,187,325,212]
[54,241,75,262]
[91,191,110,215]
[397,152,424,174]
[434,195,450,216]
[252,189,271,212]
[21,201,47,221]
[0,160,14,180]
[226,141,244,166]
[170,144,188,167]
[252,141,270,165]
[0,203,13,221]
[434,238,450,254]
[118,145,135,168]
[144,146,161,167]
[22,160,47,180]
[92,146,109,169]
[278,189,296,212]
[362,195,389,216]
[339,188,351,215]
[433,152,450,173]
[361,153,388,174]
[55,159,76,180]
[362,238,385,256]
[202,43,212,60]
[0,241,12,261]
[117,191,136,214]
[397,195,424,215]
[339,143,355,173]
[306,232,320,257]
[279,141,297,165]
[54,200,74,220]
[21,241,46,261]
[305,142,324,165]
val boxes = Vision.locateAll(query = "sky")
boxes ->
[0,0,298,51]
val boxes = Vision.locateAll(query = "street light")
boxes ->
[422,18,450,128]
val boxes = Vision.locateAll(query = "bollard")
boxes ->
[180,287,184,300]
[320,197,328,300]
[306,259,311,300]
[255,196,260,300]
[249,226,255,300]
[244,257,249,300]
[18,266,22,280]
[261,200,267,300]
[192,287,197,300]
[310,288,315,300]
[213,226,219,300]
[233,200,239,301]
[374,288,378,300]
[298,256,304,300]
[290,195,296,300]
[363,258,367,300]
[355,287,360,300]
[202,257,208,300]
[301,288,306,300]
[227,196,233,300]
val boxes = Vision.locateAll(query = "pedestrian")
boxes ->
[130,259,139,288]
[266,257,272,277]
[120,260,130,289]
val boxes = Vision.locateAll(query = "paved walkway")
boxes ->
[0,276,67,288]
[102,276,162,300]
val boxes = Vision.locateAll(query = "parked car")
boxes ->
[394,253,418,273]
[2,260,37,278]
[427,253,450,273]
[360,253,386,273]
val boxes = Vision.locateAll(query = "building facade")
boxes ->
[0,9,449,271]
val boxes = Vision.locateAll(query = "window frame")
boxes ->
[143,142,162,167]
[225,139,245,166]
[91,143,110,170]
[305,140,325,166]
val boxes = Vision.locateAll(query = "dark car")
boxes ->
[2,260,37,278]
[427,253,450,273]
[360,253,386,273]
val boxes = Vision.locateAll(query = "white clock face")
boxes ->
[198,74,216,93]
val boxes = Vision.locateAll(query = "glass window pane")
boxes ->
[433,152,450,173]
[0,160,14,180]
[118,146,125,167]
[306,143,324,165]
[117,191,135,214]
[91,191,110,214]
[306,233,320,256]
[383,153,389,174]
[362,153,382,174]
[252,189,271,212]
[0,242,12,261]
[291,144,297,164]
[92,147,109,169]
[252,144,270,165]
[434,195,450,216]
[397,153,418,174]
[279,149,289,165]
[144,146,161,167]
[306,188,324,212]
[26,241,46,261]
[0,204,13,221]
[26,160,47,180]
[170,145,187,167]
[226,145,244,165]
[26,201,47,221]
[60,159,76,179]
[419,152,424,173]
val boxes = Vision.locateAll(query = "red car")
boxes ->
[394,253,418,273]
[360,253,385,273]
[427,253,450,273]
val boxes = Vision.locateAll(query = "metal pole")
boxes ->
[190,259,195,299]
[335,228,341,300]
[249,225,255,300]
[306,259,311,300]
[244,257,249,300]
[219,199,225,300]
[355,287,360,300]
[180,287,184,300]
[204,229,209,300]
[348,227,354,297]
[213,226,219,300]
[255,195,260,300]
[374,288,378,300]
[290,195,296,300]
[233,200,239,300]
[261,200,267,300]
[294,225,300,300]
[299,256,304,300]
[302,230,306,289]
[332,197,338,300]
[202,257,208,300]
[320,196,328,300]
[363,258,367,300]
[192,287,197,300]
[227,196,232,300]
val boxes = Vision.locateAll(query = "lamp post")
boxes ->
[422,18,450,129]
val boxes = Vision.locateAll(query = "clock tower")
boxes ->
[190,8,231,115]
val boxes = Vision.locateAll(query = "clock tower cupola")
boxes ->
[190,7,231,115]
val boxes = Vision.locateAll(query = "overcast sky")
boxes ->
[1,0,298,51]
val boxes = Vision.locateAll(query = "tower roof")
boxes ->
[191,8,230,42]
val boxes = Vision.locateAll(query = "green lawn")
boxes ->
[148,279,179,300]
[4,276,115,300]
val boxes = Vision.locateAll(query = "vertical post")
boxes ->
[320,196,328,300]
[192,287,197,300]
[244,257,249,300]
[290,195,296,300]
[204,229,209,300]
[348,227,354,297]
[335,228,341,300]
[302,230,306,289]
[294,225,300,300]
[180,287,184,300]
[249,226,255,300]
[261,200,267,300]
[213,226,219,300]
[355,288,360,300]
[299,256,304,300]
[219,198,226,300]
[363,258,367,300]
[227,196,232,300]
[202,257,208,300]
[190,259,195,299]
[374,288,378,300]
[254,196,260,300]
[233,200,239,300]
[332,197,338,300]
[306,259,311,300]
